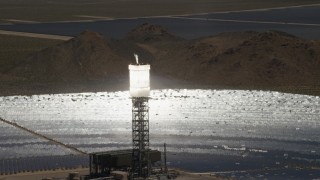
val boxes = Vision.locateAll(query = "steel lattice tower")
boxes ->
[131,97,150,178]
[128,59,151,179]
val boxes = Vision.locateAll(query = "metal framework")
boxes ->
[131,97,150,179]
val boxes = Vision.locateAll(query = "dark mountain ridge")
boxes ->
[2,23,320,95]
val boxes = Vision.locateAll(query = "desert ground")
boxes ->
[0,169,230,180]
[0,0,320,24]
[0,30,72,40]
[0,168,89,180]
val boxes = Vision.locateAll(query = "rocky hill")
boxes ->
[151,30,320,87]
[8,31,127,82]
[2,23,320,95]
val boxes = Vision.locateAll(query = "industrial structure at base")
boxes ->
[89,149,161,178]
[89,54,162,180]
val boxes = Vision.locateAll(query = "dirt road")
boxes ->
[0,30,72,40]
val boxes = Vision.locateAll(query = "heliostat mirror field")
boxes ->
[0,89,319,178]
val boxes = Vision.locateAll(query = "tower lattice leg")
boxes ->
[131,97,150,178]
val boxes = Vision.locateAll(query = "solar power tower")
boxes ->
[129,54,151,179]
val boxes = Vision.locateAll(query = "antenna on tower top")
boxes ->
[134,53,139,64]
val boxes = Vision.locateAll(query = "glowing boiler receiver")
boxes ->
[128,54,150,97]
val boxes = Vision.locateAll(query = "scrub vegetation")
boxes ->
[0,0,320,23]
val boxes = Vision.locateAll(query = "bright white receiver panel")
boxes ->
[129,64,150,97]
